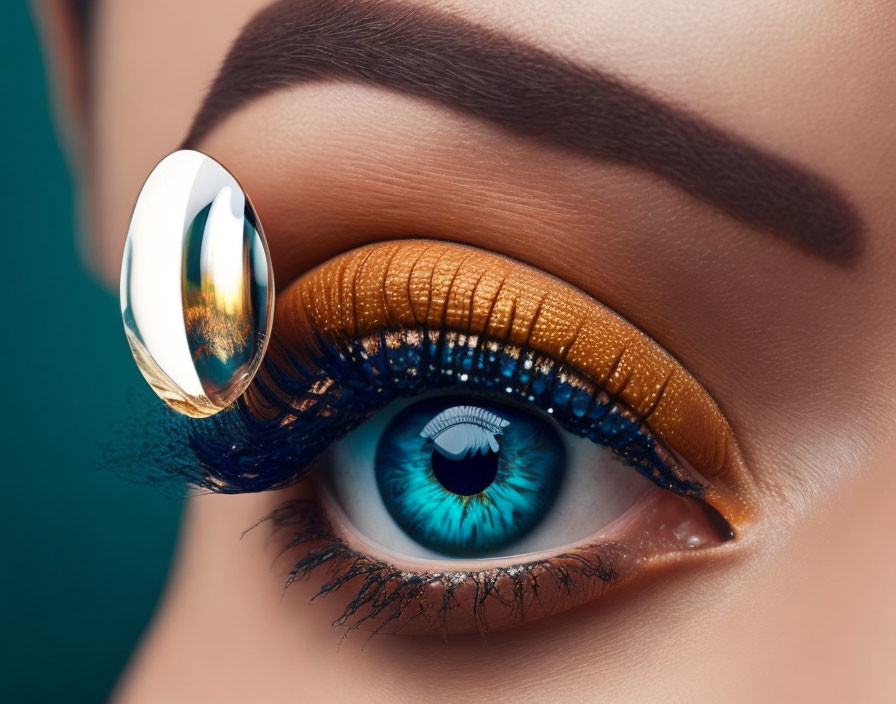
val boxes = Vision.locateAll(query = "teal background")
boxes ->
[0,5,182,702]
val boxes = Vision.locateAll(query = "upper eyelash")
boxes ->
[170,325,703,496]
[258,499,618,639]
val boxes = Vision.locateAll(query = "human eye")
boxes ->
[156,238,752,636]
[326,394,641,560]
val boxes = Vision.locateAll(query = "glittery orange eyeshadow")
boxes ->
[272,240,753,525]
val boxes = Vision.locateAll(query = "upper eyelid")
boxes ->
[147,238,751,527]
[276,239,750,512]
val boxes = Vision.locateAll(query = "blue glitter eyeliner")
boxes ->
[167,328,704,498]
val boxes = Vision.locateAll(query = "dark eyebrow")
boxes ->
[184,0,863,264]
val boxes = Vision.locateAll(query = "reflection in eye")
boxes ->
[151,240,749,635]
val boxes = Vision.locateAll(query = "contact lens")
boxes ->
[120,150,273,418]
[376,396,565,556]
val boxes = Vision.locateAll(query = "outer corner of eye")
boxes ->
[120,149,275,419]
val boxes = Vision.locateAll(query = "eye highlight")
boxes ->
[420,404,510,462]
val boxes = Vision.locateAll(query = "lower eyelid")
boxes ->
[269,239,754,526]
[262,484,731,636]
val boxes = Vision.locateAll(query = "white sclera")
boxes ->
[120,149,274,417]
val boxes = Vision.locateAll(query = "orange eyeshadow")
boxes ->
[271,240,753,525]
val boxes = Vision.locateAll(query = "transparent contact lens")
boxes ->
[120,150,274,417]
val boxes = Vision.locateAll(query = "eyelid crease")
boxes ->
[272,239,753,526]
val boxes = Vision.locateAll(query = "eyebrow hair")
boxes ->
[184,0,863,264]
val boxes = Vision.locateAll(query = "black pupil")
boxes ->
[431,449,499,496]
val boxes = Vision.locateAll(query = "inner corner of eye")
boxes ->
[315,386,732,567]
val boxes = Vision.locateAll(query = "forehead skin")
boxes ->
[86,1,896,702]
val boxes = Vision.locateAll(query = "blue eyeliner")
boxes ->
[174,327,703,497]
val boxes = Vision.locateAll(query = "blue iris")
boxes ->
[375,397,565,557]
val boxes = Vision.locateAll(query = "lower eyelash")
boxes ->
[260,499,619,638]
[174,326,703,496]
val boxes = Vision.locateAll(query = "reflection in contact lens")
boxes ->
[375,397,566,556]
[120,149,273,418]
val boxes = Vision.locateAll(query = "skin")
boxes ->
[36,1,896,701]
